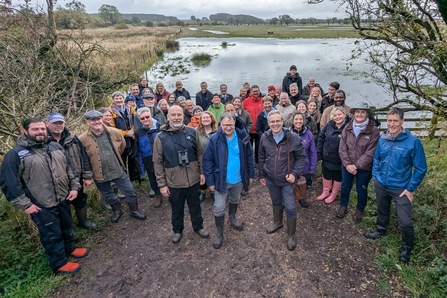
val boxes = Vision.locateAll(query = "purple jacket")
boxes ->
[290,126,317,174]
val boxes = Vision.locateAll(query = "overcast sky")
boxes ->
[25,0,347,20]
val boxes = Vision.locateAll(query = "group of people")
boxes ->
[0,66,428,275]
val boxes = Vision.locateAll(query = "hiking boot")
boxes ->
[196,229,210,238]
[399,245,412,264]
[70,248,88,259]
[153,194,162,208]
[352,208,364,223]
[57,262,80,274]
[172,232,182,243]
[110,201,123,223]
[128,201,146,220]
[336,206,348,218]
[266,205,284,234]
[213,216,224,249]
[149,189,155,197]
[364,230,386,240]
[286,217,297,251]
[298,199,309,208]
[228,203,244,231]
[75,206,98,230]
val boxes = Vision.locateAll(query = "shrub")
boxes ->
[114,22,129,30]
[165,40,179,50]
[191,53,212,66]
[221,41,228,47]
[145,20,153,27]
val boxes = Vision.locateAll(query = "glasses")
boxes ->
[140,116,151,120]
[221,124,235,128]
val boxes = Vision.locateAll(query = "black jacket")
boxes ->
[320,95,334,114]
[282,72,303,96]
[317,116,350,170]
[258,128,306,186]
[195,90,213,110]
[173,88,191,100]
[256,110,270,138]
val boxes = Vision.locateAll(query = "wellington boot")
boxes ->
[128,201,146,220]
[110,201,123,223]
[213,216,224,249]
[57,262,80,274]
[286,217,297,251]
[75,207,98,230]
[228,203,244,231]
[70,248,89,259]
[325,181,341,204]
[266,205,284,234]
[317,178,332,201]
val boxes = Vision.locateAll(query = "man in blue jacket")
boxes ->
[365,107,427,263]
[203,113,255,249]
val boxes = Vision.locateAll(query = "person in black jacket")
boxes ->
[316,107,350,204]
[256,96,274,138]
[259,111,306,251]
[195,81,213,110]
[320,81,340,114]
[282,65,303,96]
[173,80,191,100]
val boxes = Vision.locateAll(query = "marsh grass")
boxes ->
[191,52,212,66]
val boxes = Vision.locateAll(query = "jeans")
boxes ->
[266,179,297,218]
[31,200,75,272]
[95,172,137,204]
[374,180,414,248]
[339,166,372,211]
[213,182,243,217]
[168,183,204,233]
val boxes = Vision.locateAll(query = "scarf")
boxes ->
[353,118,369,138]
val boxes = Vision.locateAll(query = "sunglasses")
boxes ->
[140,116,151,120]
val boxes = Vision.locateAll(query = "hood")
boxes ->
[381,128,411,141]
[17,133,45,149]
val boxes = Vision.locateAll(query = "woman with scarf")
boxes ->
[337,102,379,222]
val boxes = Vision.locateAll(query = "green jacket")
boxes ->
[0,134,80,210]
[207,103,225,123]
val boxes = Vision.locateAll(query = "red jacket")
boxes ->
[242,95,263,134]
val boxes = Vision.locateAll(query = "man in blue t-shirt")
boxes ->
[203,113,255,249]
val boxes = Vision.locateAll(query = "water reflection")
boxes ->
[144,38,392,108]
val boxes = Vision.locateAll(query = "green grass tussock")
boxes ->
[191,52,212,66]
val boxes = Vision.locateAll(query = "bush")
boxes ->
[176,20,185,27]
[145,20,153,27]
[155,49,164,57]
[165,40,179,50]
[114,22,129,30]
[221,41,228,47]
[191,53,212,66]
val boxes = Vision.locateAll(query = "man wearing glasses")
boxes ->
[203,113,255,249]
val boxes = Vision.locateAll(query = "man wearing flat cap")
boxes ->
[79,110,146,223]
[282,64,303,96]
[46,112,97,230]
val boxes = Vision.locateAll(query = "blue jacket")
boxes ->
[135,120,160,159]
[203,127,255,194]
[372,129,427,192]
[290,126,317,175]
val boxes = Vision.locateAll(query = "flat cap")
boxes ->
[84,110,103,120]
[143,93,155,99]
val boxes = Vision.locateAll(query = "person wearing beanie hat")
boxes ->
[282,64,303,96]
[125,94,137,109]
[46,112,98,231]
[267,85,279,108]
[79,110,146,224]
[188,105,203,128]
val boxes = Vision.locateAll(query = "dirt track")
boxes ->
[52,179,389,298]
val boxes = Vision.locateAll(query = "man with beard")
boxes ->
[282,65,303,96]
[195,81,213,111]
[320,82,340,114]
[319,90,352,128]
[153,105,209,244]
[79,110,146,223]
[173,80,191,100]
[130,84,144,108]
[1,118,88,274]
[46,112,97,230]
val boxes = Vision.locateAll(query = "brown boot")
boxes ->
[153,194,162,208]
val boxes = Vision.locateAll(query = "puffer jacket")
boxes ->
[317,116,350,170]
[339,119,380,171]
[203,127,254,193]
[48,128,93,180]
[188,116,200,128]
[259,128,306,186]
[290,126,317,175]
[153,124,204,188]
[242,95,263,134]
[0,134,80,210]
[373,129,427,192]
[79,125,126,181]
[282,72,303,95]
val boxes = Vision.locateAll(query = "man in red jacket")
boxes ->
[242,85,264,164]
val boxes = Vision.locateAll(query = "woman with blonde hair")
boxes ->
[154,82,170,102]
[316,107,350,204]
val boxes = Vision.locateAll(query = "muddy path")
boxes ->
[52,179,391,298]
